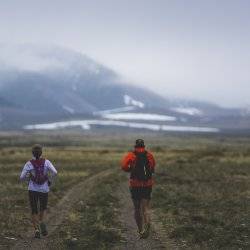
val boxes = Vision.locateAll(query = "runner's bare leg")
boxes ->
[39,210,46,223]
[141,199,151,226]
[132,199,143,232]
[31,214,39,230]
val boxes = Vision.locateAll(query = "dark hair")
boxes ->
[135,139,145,148]
[32,144,43,151]
[32,144,43,159]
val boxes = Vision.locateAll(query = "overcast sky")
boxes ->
[0,0,250,108]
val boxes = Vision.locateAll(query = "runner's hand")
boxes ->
[129,164,135,171]
[25,172,31,180]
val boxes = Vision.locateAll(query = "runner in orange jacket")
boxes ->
[121,139,155,238]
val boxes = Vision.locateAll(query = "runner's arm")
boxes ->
[121,152,134,172]
[20,162,31,181]
[46,160,57,176]
[46,160,57,186]
[147,152,156,173]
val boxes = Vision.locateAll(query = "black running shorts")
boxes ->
[130,186,152,200]
[28,190,48,214]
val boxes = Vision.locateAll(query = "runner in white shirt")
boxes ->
[20,144,57,238]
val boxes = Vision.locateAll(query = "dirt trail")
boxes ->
[12,169,113,250]
[114,182,178,250]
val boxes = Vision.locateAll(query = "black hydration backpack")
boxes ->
[130,151,152,181]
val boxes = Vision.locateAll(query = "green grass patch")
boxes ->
[153,146,250,249]
[0,144,123,249]
[1,133,250,249]
[47,174,123,250]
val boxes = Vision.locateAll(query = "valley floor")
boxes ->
[0,133,249,249]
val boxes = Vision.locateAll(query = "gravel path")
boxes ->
[11,169,113,250]
[113,182,177,250]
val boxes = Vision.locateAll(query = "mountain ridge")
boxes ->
[0,44,249,132]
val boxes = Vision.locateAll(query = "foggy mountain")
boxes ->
[0,44,249,132]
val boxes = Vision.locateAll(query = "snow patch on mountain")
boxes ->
[24,120,219,133]
[124,95,145,108]
[102,112,176,121]
[93,106,136,115]
[171,107,203,116]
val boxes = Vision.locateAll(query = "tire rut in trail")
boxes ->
[12,169,113,250]
[114,183,164,250]
[114,182,177,250]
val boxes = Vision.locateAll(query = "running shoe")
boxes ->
[40,222,48,236]
[138,230,144,239]
[141,223,150,239]
[34,230,41,239]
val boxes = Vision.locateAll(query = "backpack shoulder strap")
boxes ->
[30,159,36,167]
[131,150,137,156]
[144,151,150,164]
[40,158,46,164]
[30,158,46,167]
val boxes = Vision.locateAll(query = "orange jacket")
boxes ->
[121,147,156,187]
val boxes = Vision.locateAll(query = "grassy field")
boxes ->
[0,132,249,249]
[153,145,250,249]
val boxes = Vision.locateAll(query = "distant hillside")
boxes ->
[0,44,249,132]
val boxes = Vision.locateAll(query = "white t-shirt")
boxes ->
[20,159,57,193]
